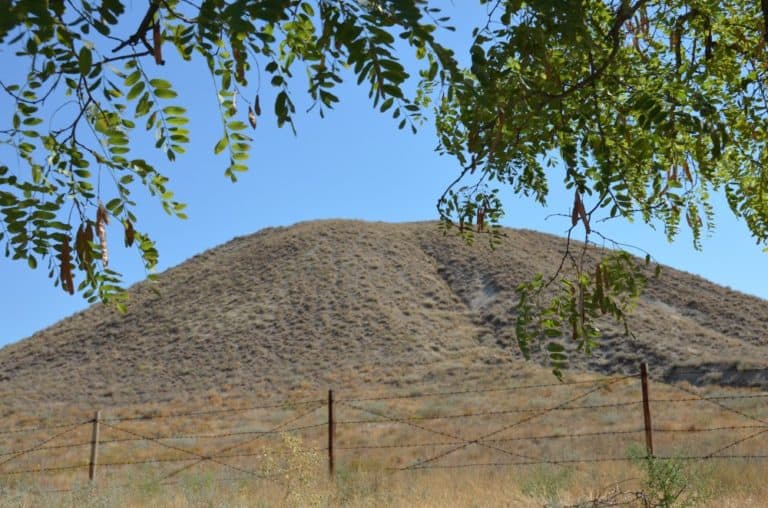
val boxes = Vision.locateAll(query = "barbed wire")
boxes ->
[335,400,642,425]
[337,375,638,402]
[650,393,768,403]
[334,429,644,451]
[159,401,325,481]
[94,422,328,446]
[337,400,545,464]
[335,423,768,451]
[400,376,632,471]
[396,454,768,471]
[0,420,90,437]
[0,463,87,476]
[0,423,84,469]
[99,456,201,467]
[103,398,325,423]
[654,424,768,434]
[660,382,768,425]
[702,427,768,459]
[99,421,261,479]
[0,441,91,459]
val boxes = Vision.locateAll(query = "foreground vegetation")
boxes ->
[2,447,767,507]
[1,368,766,507]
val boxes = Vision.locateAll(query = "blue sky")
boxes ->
[1,3,766,348]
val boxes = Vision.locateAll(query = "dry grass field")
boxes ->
[1,220,767,506]
[1,368,767,506]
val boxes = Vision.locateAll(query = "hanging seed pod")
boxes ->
[124,219,135,247]
[153,22,163,65]
[96,203,109,268]
[248,105,257,129]
[59,235,75,295]
[477,207,485,232]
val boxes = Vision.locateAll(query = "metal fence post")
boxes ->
[328,390,335,477]
[640,363,654,457]
[89,410,101,482]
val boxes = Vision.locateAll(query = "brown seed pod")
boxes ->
[59,235,75,295]
[682,160,692,182]
[595,263,607,313]
[124,220,135,248]
[477,207,485,232]
[153,22,163,65]
[575,192,590,234]
[75,222,94,266]
[96,203,109,268]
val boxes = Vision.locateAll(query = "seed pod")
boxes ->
[153,22,163,65]
[59,235,75,295]
[571,192,580,226]
[96,203,109,268]
[575,192,590,233]
[682,160,692,182]
[477,207,485,232]
[248,105,257,129]
[124,219,135,247]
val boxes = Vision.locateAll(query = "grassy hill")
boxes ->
[1,219,767,413]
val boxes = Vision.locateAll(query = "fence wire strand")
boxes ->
[337,375,637,402]
[661,381,768,425]
[0,423,85,469]
[159,401,326,481]
[99,421,261,479]
[6,367,768,494]
[103,398,324,423]
[400,375,635,471]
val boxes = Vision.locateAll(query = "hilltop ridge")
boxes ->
[1,220,766,412]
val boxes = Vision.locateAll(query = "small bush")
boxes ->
[628,445,707,508]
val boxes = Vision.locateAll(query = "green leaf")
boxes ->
[154,88,177,99]
[124,70,141,86]
[149,79,172,89]
[78,47,92,75]
[126,81,145,101]
[214,136,228,154]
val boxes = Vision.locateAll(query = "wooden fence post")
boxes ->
[89,410,101,482]
[328,390,335,477]
[640,363,654,457]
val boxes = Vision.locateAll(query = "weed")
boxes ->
[518,464,573,506]
[628,444,707,508]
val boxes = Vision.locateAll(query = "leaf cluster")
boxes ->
[0,0,456,304]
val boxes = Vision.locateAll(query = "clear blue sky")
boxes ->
[1,3,765,348]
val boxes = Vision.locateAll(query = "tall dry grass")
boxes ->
[1,371,767,507]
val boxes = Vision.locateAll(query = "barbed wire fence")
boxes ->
[0,363,766,496]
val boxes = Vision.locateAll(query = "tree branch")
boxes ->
[541,0,650,100]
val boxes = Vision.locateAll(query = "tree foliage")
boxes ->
[1,0,766,372]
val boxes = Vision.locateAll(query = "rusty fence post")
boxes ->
[328,390,335,477]
[88,410,101,482]
[640,363,654,457]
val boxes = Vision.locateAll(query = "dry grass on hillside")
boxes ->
[1,220,767,505]
[1,220,767,417]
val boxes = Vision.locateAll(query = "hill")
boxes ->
[1,220,767,412]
